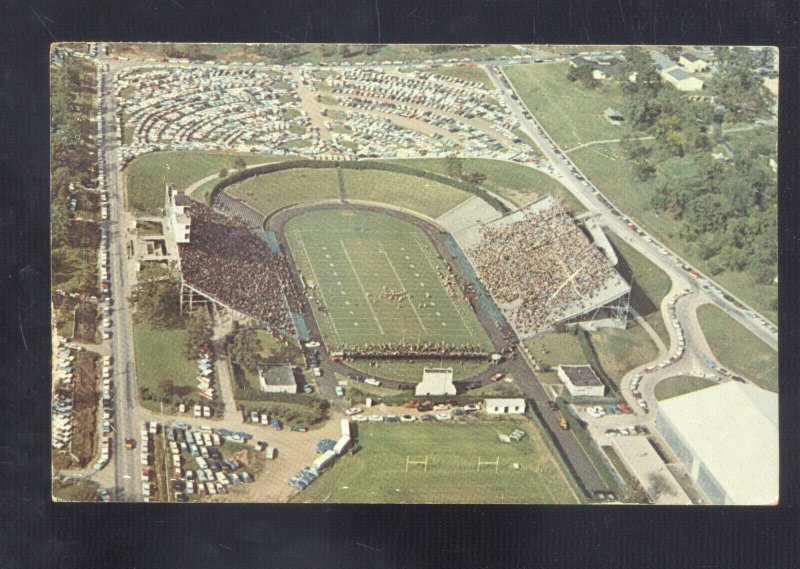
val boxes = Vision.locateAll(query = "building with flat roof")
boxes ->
[558,364,605,398]
[611,436,692,505]
[485,398,526,415]
[679,51,709,73]
[415,367,456,396]
[257,363,298,394]
[656,382,778,505]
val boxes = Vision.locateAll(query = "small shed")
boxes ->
[485,398,526,415]
[257,363,298,394]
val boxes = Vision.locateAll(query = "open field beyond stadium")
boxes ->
[653,375,717,401]
[290,421,578,504]
[285,209,491,350]
[696,305,778,392]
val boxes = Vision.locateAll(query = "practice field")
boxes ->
[290,421,579,504]
[285,209,492,350]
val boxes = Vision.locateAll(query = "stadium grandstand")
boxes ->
[161,185,301,335]
[466,196,630,339]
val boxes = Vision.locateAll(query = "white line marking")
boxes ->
[340,239,384,335]
[295,231,341,342]
[378,241,427,333]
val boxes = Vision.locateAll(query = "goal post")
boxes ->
[406,455,429,473]
[477,456,499,472]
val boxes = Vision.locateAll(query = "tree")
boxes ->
[566,64,598,89]
[467,172,487,185]
[233,156,246,170]
[228,329,264,373]
[445,155,463,179]
[130,265,181,325]
[51,198,70,247]
[219,168,228,178]
[633,158,656,181]
[158,379,177,397]
[185,310,213,358]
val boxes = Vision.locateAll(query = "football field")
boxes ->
[285,209,492,350]
[290,421,579,504]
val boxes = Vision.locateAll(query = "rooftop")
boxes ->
[257,363,296,386]
[559,364,603,387]
[667,67,695,81]
[658,382,778,505]
[651,50,676,71]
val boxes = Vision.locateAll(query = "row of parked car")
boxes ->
[94,354,115,471]
[52,342,75,450]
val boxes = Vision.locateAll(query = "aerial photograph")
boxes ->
[50,42,778,505]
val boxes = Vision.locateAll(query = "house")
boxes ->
[568,55,619,80]
[679,51,709,73]
[650,51,705,92]
[663,67,704,92]
[558,365,605,398]
[415,367,456,396]
[257,363,298,394]
[484,398,526,415]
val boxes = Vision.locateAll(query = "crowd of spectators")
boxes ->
[342,342,489,361]
[178,202,298,331]
[468,200,624,337]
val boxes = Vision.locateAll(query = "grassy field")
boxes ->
[696,305,778,393]
[52,479,101,502]
[525,332,588,385]
[654,375,717,401]
[346,358,491,383]
[227,168,340,216]
[342,168,472,218]
[290,421,577,504]
[569,142,777,324]
[124,150,279,214]
[387,157,583,212]
[502,62,635,149]
[420,65,496,89]
[606,233,671,345]
[133,321,199,411]
[589,323,659,387]
[286,209,492,350]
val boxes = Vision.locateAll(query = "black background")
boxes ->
[1,0,798,567]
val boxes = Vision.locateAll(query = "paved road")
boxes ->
[98,44,140,501]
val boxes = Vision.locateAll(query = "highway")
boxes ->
[97,43,140,501]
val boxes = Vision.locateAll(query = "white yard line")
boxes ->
[413,236,478,341]
[340,239,385,335]
[378,242,428,333]
[295,231,341,343]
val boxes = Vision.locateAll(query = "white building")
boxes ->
[558,365,605,398]
[679,51,709,73]
[485,398,526,415]
[656,382,778,505]
[663,67,704,92]
[165,184,192,244]
[257,363,298,394]
[415,367,456,396]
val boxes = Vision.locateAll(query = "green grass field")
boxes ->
[569,142,777,324]
[386,157,583,212]
[133,321,198,411]
[525,332,588,385]
[606,233,671,345]
[502,62,635,149]
[341,168,472,218]
[290,421,578,504]
[124,151,280,214]
[696,305,778,392]
[227,168,340,216]
[589,323,658,387]
[653,375,717,401]
[286,209,492,350]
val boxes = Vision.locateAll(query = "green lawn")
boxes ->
[606,232,672,346]
[386,157,583,212]
[133,321,199,411]
[124,150,279,214]
[227,168,340,216]
[696,305,778,392]
[502,62,635,149]
[346,358,491,383]
[342,168,472,218]
[52,479,101,502]
[285,209,492,350]
[420,65,496,89]
[654,375,717,401]
[589,323,659,387]
[525,332,588,385]
[290,421,577,504]
[569,142,777,324]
